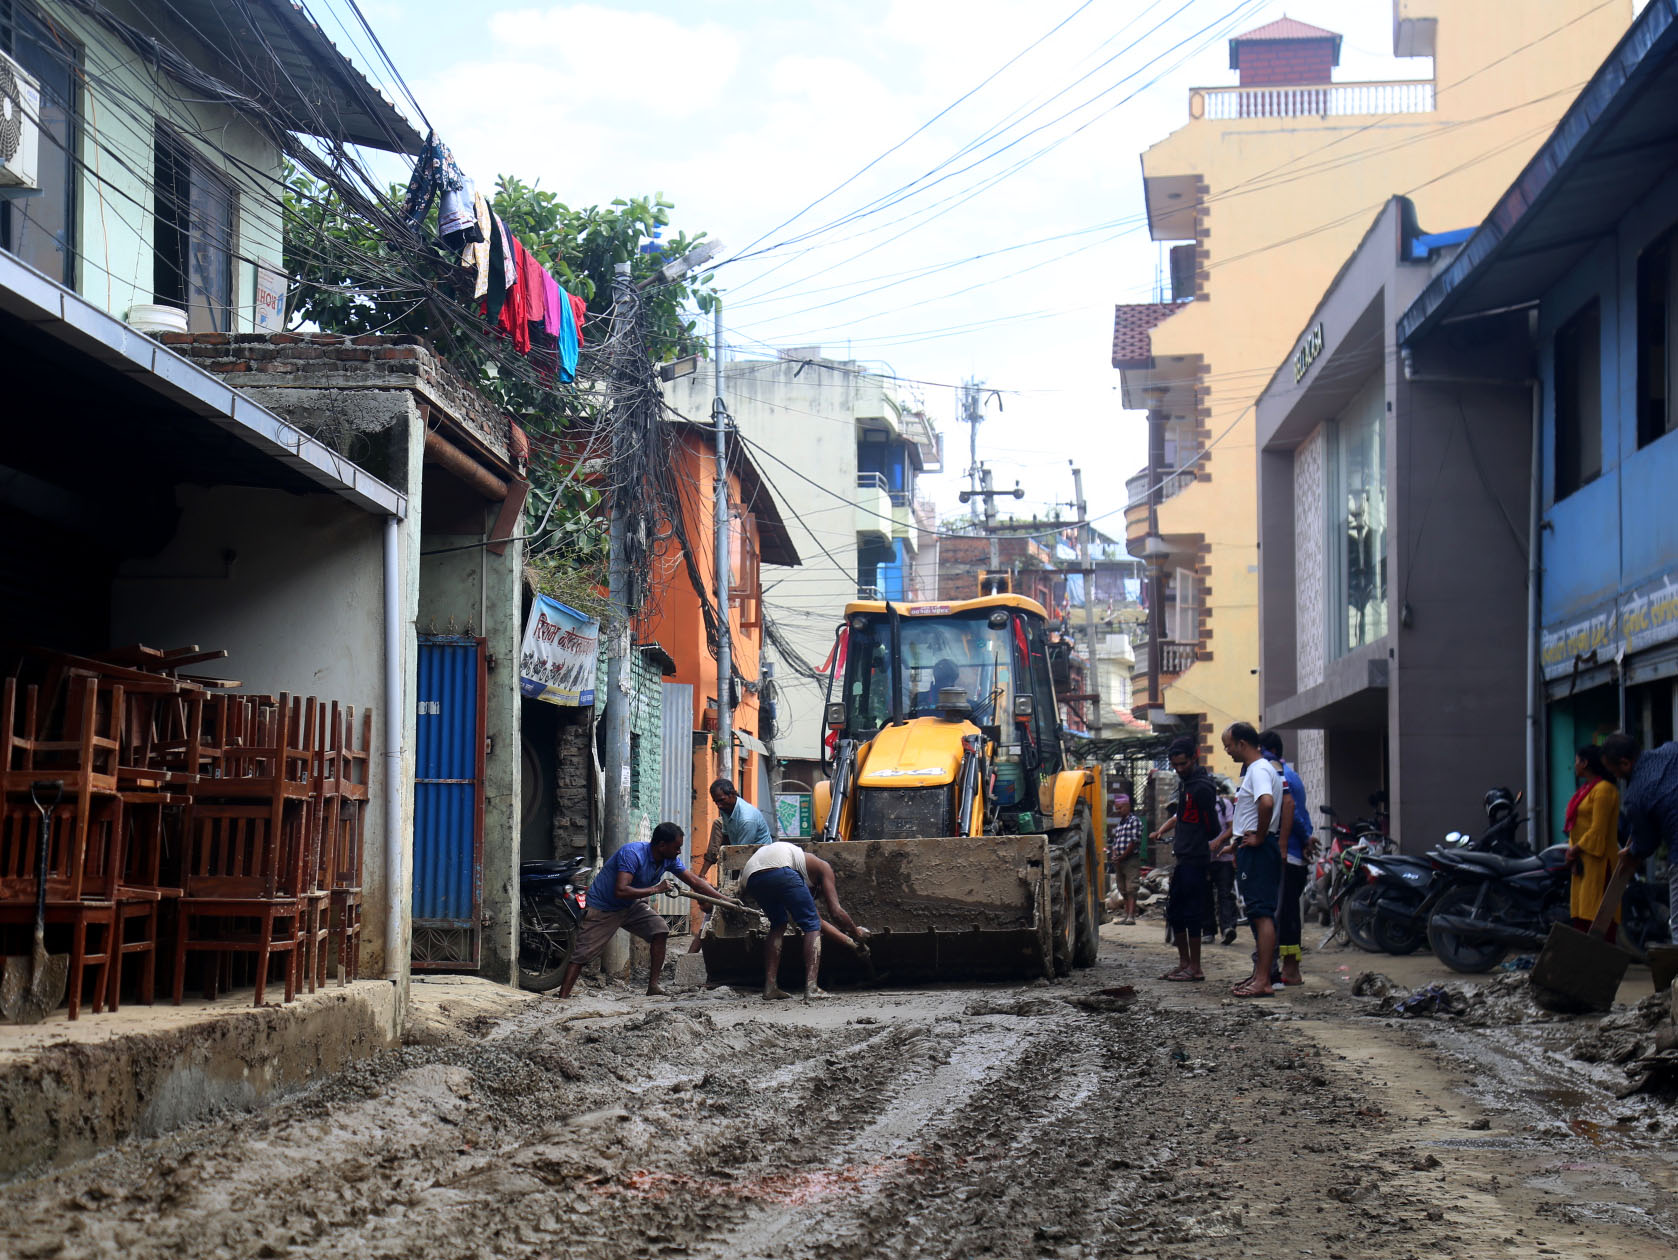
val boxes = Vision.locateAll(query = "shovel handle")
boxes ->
[1589,854,1637,940]
[28,781,63,940]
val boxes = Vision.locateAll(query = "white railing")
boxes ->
[856,472,889,493]
[1190,79,1434,121]
[1125,469,1195,510]
[856,584,883,600]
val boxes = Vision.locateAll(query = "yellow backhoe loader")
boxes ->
[702,593,1105,985]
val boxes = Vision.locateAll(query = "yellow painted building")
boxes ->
[1114,0,1631,753]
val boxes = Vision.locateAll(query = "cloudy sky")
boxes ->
[328,1,1436,527]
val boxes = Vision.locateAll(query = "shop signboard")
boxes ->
[519,595,599,706]
[1540,569,1678,681]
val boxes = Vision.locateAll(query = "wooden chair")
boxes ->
[0,676,128,1018]
[327,705,370,985]
[174,694,316,1007]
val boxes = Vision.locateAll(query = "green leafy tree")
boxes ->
[281,164,718,586]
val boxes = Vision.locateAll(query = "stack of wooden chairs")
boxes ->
[0,643,372,1018]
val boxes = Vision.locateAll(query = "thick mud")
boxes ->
[0,927,1674,1259]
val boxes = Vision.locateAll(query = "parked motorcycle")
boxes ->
[1354,787,1527,957]
[1304,792,1390,932]
[1426,840,1572,973]
[518,856,590,992]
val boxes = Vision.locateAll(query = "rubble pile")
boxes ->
[1350,971,1572,1027]
[1569,989,1678,1099]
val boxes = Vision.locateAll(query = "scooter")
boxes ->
[517,856,590,992]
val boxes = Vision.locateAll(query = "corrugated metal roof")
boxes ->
[1399,0,1678,345]
[135,0,423,154]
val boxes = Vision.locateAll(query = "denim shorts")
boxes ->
[746,867,822,933]
[1236,834,1283,921]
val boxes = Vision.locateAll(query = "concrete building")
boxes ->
[0,0,539,1002]
[663,350,936,790]
[1398,0,1678,849]
[1113,1,1631,755]
[1255,198,1526,852]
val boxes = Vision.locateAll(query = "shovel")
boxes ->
[0,781,67,1023]
[1529,855,1636,1013]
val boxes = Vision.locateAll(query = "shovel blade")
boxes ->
[1530,922,1630,1013]
[0,944,70,1024]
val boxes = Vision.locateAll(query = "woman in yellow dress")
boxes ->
[1564,743,1620,940]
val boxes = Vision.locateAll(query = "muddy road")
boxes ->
[1,925,1675,1259]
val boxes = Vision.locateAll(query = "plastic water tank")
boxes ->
[126,303,188,336]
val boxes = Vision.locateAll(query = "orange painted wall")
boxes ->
[638,429,767,872]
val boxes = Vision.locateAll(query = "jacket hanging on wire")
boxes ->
[402,132,470,231]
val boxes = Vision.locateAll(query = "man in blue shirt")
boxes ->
[1603,732,1678,940]
[558,822,730,998]
[711,778,773,846]
[1261,730,1313,988]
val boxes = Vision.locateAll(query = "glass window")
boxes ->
[1329,378,1388,656]
[0,0,78,286]
[844,610,1014,734]
[1637,232,1676,449]
[1554,299,1602,499]
[153,124,235,332]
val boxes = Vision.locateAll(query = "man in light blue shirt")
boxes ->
[711,777,773,846]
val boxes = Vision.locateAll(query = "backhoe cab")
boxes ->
[701,594,1105,986]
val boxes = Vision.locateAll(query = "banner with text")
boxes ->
[519,595,599,706]
[1540,570,1678,680]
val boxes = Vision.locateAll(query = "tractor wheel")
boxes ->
[1064,813,1101,968]
[1049,845,1075,977]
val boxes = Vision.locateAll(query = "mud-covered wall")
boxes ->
[0,986,398,1181]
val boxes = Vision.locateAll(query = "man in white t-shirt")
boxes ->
[1223,722,1281,998]
[739,841,866,1001]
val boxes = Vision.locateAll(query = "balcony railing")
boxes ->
[1124,468,1195,510]
[856,472,889,493]
[1134,640,1198,678]
[856,584,883,600]
[1190,79,1434,121]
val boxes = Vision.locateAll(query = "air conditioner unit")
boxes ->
[0,48,42,194]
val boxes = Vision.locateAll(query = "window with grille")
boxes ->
[153,123,235,332]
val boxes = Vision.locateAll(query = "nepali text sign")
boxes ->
[1540,570,1678,680]
[519,595,599,706]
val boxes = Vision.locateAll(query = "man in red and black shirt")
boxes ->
[1152,736,1220,981]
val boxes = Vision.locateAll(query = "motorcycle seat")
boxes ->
[522,860,586,878]
[1441,850,1543,877]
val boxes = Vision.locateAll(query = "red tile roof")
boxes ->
[1230,16,1341,69]
[1111,302,1182,369]
[1233,16,1340,43]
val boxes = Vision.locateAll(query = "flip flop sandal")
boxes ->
[1231,984,1275,998]
[1166,973,1205,982]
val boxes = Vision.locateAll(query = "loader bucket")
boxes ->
[700,835,1054,988]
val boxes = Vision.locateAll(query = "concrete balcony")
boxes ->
[855,473,892,546]
[889,489,916,555]
[1133,639,1198,683]
[1123,467,1195,555]
[1188,79,1434,121]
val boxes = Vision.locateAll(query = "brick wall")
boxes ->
[156,331,512,461]
[1234,39,1335,87]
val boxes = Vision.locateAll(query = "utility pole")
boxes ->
[1072,465,1102,737]
[713,298,734,784]
[601,261,637,978]
[980,464,1000,572]
[962,378,983,523]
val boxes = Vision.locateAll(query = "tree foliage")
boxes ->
[281,164,718,582]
